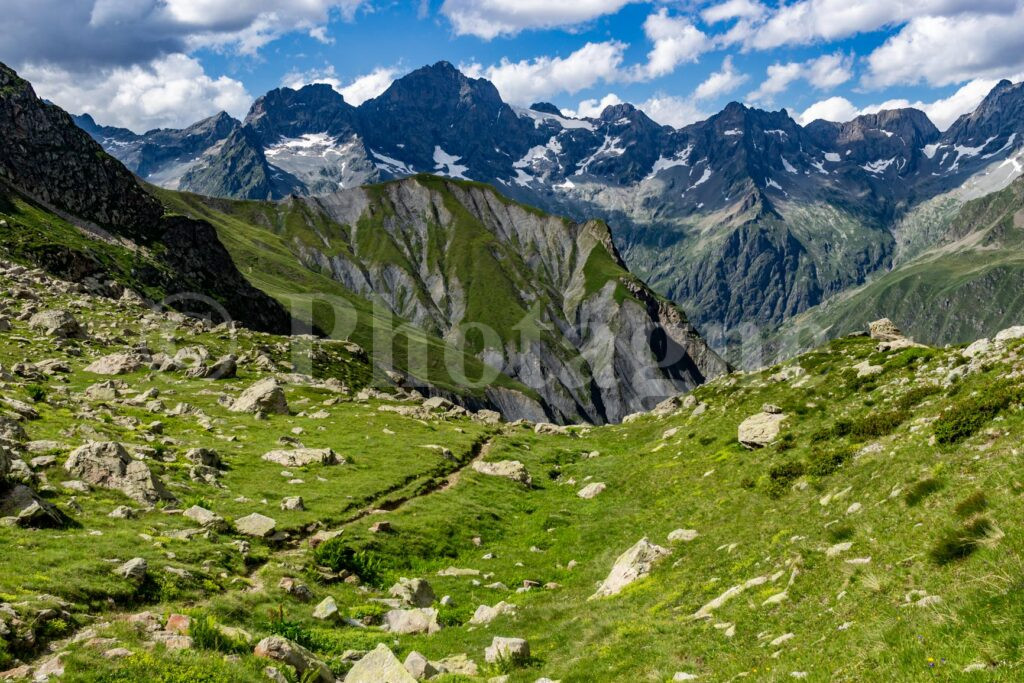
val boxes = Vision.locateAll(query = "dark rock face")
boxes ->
[245,84,356,144]
[357,61,537,181]
[530,102,563,116]
[0,64,163,241]
[179,126,289,200]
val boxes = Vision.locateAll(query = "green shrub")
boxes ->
[312,539,388,587]
[883,347,936,370]
[849,409,909,439]
[895,385,942,412]
[25,384,46,402]
[954,491,988,518]
[188,614,249,655]
[905,477,944,506]
[806,447,852,477]
[930,516,996,564]
[934,384,1024,444]
[765,460,805,498]
[774,433,796,452]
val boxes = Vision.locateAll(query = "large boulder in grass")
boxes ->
[230,378,288,414]
[85,352,146,375]
[254,636,334,682]
[28,310,84,339]
[868,318,903,341]
[235,513,277,538]
[484,637,530,664]
[382,608,441,635]
[261,448,339,467]
[345,643,416,683]
[589,537,671,599]
[64,441,174,504]
[472,460,532,486]
[738,411,786,449]
[388,578,435,608]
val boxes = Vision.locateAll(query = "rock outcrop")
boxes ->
[590,537,671,599]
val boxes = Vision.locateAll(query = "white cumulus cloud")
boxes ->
[797,78,1010,130]
[462,41,628,104]
[693,56,748,100]
[748,52,852,103]
[440,0,636,39]
[631,8,711,80]
[863,7,1024,88]
[21,54,251,132]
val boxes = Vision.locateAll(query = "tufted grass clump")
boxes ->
[930,516,998,565]
[905,477,944,506]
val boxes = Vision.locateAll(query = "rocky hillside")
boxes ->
[78,62,1024,345]
[1,258,1024,681]
[0,63,291,335]
[165,175,729,424]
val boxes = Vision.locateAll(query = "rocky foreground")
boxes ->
[1,260,1024,681]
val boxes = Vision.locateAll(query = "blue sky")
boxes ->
[4,1,1024,132]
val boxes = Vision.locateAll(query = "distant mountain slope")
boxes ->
[163,175,729,423]
[768,175,1024,361]
[79,63,1024,347]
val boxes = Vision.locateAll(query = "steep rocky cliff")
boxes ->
[280,176,728,423]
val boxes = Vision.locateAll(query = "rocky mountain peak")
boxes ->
[945,79,1024,146]
[244,83,355,143]
[530,102,563,116]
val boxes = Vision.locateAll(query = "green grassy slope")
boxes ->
[5,259,1024,681]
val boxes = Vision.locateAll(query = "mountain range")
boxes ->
[74,62,1024,355]
[1,61,726,425]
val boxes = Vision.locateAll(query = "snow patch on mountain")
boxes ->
[512,105,594,131]
[433,146,469,179]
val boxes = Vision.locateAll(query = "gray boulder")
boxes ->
[28,310,84,338]
[590,537,671,599]
[738,411,786,449]
[383,608,441,635]
[64,441,174,504]
[484,637,530,664]
[230,378,288,414]
[235,513,277,538]
[472,460,532,486]
[254,636,334,682]
[262,448,339,467]
[388,578,435,608]
[85,352,145,375]
[346,643,416,683]
[117,557,148,582]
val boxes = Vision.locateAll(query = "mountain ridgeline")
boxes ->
[74,62,1024,350]
[0,61,727,424]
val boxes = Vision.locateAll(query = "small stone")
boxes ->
[312,597,338,621]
